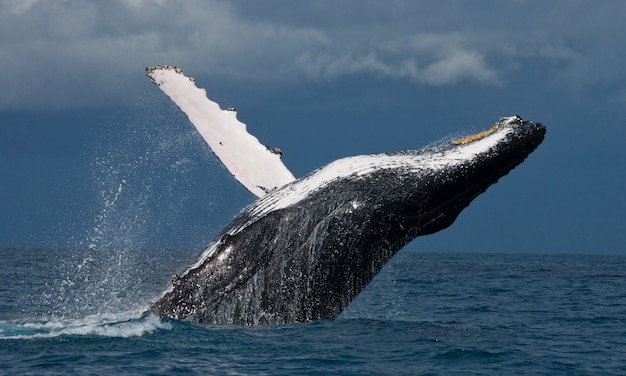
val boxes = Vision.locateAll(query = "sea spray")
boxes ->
[17,102,249,323]
[42,108,215,318]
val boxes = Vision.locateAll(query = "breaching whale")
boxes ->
[145,66,546,325]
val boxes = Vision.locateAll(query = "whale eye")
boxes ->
[451,123,500,145]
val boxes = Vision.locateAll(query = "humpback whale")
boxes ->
[145,66,546,325]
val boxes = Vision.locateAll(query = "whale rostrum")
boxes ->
[145,66,546,324]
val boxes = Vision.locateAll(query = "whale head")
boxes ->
[392,115,546,236]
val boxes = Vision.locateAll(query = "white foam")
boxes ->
[0,312,171,339]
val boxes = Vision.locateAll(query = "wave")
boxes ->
[0,311,171,340]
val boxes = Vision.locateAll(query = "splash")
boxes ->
[41,108,211,319]
[107,179,126,209]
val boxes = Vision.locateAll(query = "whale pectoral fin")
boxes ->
[146,66,296,198]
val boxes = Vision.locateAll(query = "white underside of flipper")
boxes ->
[146,66,296,197]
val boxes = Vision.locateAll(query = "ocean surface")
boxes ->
[1,247,625,375]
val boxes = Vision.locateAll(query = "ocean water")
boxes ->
[1,248,625,375]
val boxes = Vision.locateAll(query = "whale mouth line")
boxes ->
[451,122,500,145]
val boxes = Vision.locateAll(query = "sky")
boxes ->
[1,0,625,254]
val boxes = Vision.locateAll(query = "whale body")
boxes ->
[145,66,546,324]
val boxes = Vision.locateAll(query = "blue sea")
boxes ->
[1,247,625,375]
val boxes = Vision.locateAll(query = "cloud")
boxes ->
[0,0,331,110]
[4,0,41,15]
[0,1,625,110]
[296,33,500,86]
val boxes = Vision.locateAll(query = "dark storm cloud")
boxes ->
[1,0,625,110]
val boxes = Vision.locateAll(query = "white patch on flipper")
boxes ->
[147,66,296,197]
